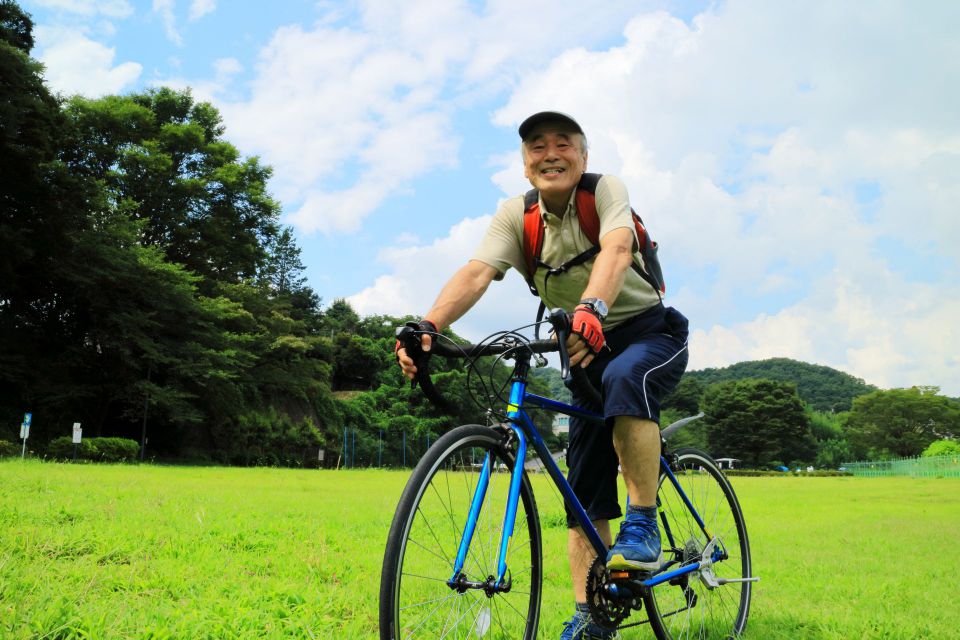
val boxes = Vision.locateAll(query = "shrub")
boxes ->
[92,438,139,462]
[725,469,853,477]
[46,437,139,462]
[922,439,960,457]
[0,439,18,457]
[47,436,98,460]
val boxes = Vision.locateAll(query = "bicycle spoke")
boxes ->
[382,426,542,639]
[647,450,752,640]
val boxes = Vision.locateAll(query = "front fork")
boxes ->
[447,422,526,594]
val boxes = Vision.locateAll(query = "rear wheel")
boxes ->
[379,424,542,639]
[645,449,753,640]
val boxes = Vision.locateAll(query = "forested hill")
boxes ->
[685,358,876,412]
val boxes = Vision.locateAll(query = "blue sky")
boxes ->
[22,0,960,395]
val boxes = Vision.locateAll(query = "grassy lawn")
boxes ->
[1,460,957,639]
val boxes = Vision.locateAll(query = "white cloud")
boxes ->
[217,17,461,233]
[208,0,655,235]
[152,0,181,45]
[29,0,133,18]
[151,57,243,103]
[691,272,960,396]
[348,216,541,340]
[357,1,959,393]
[35,26,141,96]
[188,0,215,22]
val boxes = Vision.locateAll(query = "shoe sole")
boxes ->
[605,551,664,572]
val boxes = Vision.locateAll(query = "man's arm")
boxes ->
[567,226,635,368]
[398,260,499,380]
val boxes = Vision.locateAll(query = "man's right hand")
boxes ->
[396,320,437,380]
[568,307,605,368]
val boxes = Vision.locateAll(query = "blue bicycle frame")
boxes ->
[448,376,724,592]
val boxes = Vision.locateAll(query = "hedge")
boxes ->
[724,469,853,477]
[46,437,140,462]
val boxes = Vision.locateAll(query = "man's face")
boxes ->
[522,125,588,202]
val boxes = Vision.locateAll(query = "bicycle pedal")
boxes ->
[608,568,653,580]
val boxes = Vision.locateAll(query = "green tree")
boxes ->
[63,88,281,287]
[922,439,960,457]
[843,387,960,459]
[322,298,361,335]
[260,226,306,294]
[0,0,32,52]
[662,376,705,416]
[701,379,815,467]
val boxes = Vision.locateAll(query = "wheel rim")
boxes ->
[392,437,541,639]
[648,453,752,639]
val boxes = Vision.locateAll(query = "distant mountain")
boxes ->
[685,358,877,413]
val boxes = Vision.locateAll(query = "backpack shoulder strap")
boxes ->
[573,173,602,244]
[521,189,543,294]
[579,173,667,296]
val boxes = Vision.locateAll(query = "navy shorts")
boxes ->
[565,305,689,528]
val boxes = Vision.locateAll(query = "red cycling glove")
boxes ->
[571,308,605,354]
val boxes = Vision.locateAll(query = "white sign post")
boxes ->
[20,412,32,459]
[72,423,82,461]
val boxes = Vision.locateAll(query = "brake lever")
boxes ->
[397,322,449,409]
[396,322,423,389]
[546,308,572,380]
[547,308,603,408]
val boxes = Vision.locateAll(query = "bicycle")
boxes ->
[380,309,757,639]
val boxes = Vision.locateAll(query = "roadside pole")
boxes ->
[19,412,32,459]
[72,423,82,461]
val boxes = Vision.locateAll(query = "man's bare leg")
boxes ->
[568,520,612,602]
[612,416,661,506]
[568,416,660,598]
[606,415,662,570]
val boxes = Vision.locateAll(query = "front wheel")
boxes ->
[379,424,543,640]
[645,448,753,639]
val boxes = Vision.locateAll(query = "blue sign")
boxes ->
[23,412,32,427]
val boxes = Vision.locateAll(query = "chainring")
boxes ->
[585,556,631,630]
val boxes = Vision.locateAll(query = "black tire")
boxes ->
[379,424,543,640]
[645,449,753,640]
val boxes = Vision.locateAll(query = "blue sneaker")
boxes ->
[605,509,662,571]
[559,611,616,640]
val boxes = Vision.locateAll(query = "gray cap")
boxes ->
[518,111,584,140]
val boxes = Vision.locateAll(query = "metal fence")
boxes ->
[840,454,960,478]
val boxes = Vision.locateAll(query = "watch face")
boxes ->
[581,298,608,318]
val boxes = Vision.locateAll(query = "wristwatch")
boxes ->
[577,298,609,321]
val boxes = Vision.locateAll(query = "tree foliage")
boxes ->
[701,379,816,467]
[0,9,335,462]
[687,358,876,412]
[843,387,960,459]
[922,439,960,458]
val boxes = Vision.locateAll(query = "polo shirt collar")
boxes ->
[538,188,578,220]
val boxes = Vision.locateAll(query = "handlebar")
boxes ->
[396,308,603,410]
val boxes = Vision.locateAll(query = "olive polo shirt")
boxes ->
[471,174,662,329]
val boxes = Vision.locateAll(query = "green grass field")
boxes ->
[1,460,957,639]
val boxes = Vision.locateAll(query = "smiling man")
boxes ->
[396,111,689,640]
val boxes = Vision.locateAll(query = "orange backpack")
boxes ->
[521,173,665,299]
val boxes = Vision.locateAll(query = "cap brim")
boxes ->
[518,111,584,140]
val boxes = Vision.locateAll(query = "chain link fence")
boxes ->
[840,454,960,478]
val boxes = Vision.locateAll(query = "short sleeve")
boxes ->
[471,196,526,278]
[594,174,638,251]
